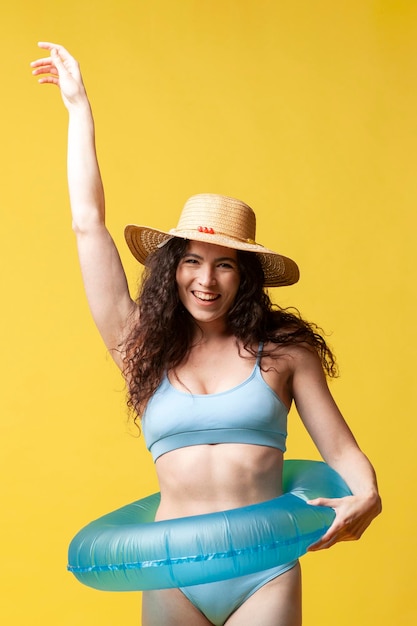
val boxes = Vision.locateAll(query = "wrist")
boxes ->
[65,90,91,115]
[354,489,382,511]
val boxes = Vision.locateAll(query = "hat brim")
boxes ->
[124,225,299,287]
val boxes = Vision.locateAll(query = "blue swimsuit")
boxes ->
[142,347,298,625]
[143,348,288,461]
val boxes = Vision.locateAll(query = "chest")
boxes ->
[171,347,255,395]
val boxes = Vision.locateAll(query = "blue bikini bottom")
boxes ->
[180,560,298,625]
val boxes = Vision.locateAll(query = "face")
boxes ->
[176,240,240,329]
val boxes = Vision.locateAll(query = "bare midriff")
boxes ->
[154,443,284,520]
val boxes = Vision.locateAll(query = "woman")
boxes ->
[31,43,381,626]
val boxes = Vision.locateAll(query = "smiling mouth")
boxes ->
[193,291,220,302]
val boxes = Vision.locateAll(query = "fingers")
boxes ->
[308,525,343,551]
[306,497,335,508]
[31,42,75,69]
[31,58,58,85]
[308,520,348,551]
[30,56,55,68]
[306,498,339,550]
[31,44,76,87]
[31,44,60,83]
[31,62,58,75]
[35,75,60,86]
[37,41,71,57]
[308,522,361,551]
[308,537,336,551]
[33,42,68,67]
[31,42,87,107]
[306,494,372,551]
[37,41,58,49]
[50,47,67,72]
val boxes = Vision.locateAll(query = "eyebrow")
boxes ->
[183,252,238,264]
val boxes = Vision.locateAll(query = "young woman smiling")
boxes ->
[31,42,381,626]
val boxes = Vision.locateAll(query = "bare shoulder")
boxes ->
[262,340,322,374]
[259,339,326,409]
[257,340,316,409]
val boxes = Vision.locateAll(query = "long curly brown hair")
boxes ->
[123,238,337,422]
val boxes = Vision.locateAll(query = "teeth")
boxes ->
[194,291,219,301]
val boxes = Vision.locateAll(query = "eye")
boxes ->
[218,261,237,270]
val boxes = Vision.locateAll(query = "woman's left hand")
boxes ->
[306,492,382,551]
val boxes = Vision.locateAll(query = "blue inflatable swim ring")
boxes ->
[68,460,351,591]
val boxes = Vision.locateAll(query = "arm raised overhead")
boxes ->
[31,43,137,369]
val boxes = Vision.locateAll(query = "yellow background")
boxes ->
[1,1,415,624]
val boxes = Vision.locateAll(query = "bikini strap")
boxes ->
[256,341,264,365]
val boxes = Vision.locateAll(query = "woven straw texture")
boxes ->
[125,194,299,287]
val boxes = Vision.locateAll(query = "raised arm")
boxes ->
[31,43,137,368]
[291,347,382,550]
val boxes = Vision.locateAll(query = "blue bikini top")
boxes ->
[142,345,289,462]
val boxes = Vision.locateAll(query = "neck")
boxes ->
[191,319,233,344]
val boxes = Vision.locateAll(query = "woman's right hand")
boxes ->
[31,42,87,109]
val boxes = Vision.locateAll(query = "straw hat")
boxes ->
[124,194,299,287]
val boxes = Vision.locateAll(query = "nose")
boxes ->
[198,264,216,287]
